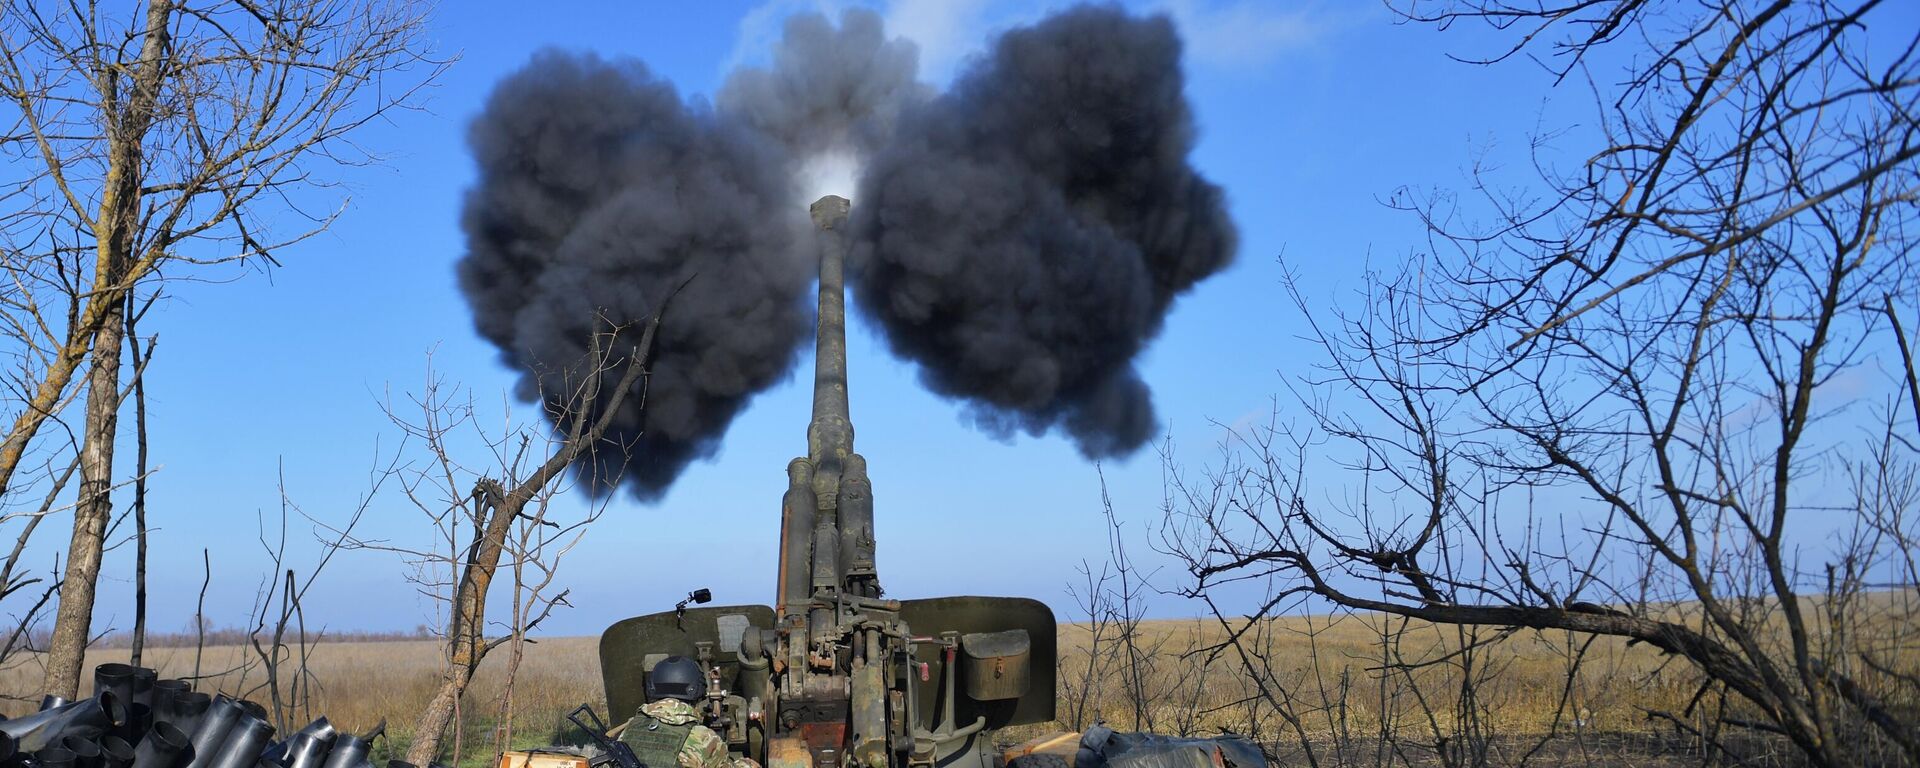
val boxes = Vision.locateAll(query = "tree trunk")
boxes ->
[38,0,172,699]
[42,291,126,697]
[129,303,151,667]
[409,665,473,765]
[403,479,538,766]
[404,315,663,764]
[402,479,540,766]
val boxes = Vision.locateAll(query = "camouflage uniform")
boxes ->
[620,699,759,768]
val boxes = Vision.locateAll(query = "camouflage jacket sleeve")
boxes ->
[677,724,729,768]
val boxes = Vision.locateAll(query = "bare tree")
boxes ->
[229,460,390,733]
[330,307,670,765]
[1059,472,1171,734]
[0,0,444,698]
[1163,2,1919,766]
[1061,556,1116,732]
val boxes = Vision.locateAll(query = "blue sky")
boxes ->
[29,0,1905,639]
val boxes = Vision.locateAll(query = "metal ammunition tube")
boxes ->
[97,737,135,768]
[203,717,272,768]
[151,682,190,718]
[60,726,104,743]
[40,696,70,712]
[37,745,76,768]
[233,702,268,725]
[160,694,212,737]
[183,697,241,768]
[92,665,134,701]
[266,716,333,768]
[60,735,100,768]
[130,722,190,768]
[127,669,157,709]
[317,734,368,768]
[1,693,126,753]
[290,720,334,746]
[113,704,152,744]
[280,733,330,768]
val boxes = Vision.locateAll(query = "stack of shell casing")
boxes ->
[0,664,414,768]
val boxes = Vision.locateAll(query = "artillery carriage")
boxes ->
[592,196,1056,768]
[574,196,1260,768]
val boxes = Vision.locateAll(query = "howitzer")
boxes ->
[596,196,1058,768]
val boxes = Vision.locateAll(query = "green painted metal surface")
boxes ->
[600,604,777,719]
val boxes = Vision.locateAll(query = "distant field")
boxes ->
[0,615,1816,767]
[1050,613,1677,738]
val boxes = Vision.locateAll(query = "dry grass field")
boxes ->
[1053,614,1675,735]
[0,636,604,763]
[0,613,1868,767]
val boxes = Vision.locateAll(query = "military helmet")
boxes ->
[646,656,706,702]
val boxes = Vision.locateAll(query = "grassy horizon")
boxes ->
[6,608,1904,767]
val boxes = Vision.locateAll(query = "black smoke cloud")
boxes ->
[458,5,1233,499]
[457,51,810,499]
[849,5,1237,458]
[459,12,927,500]
[719,9,929,159]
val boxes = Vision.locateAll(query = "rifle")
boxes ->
[567,704,643,768]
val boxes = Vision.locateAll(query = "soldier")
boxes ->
[620,656,757,768]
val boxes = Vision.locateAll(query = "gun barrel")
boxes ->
[806,195,853,603]
[780,195,882,614]
[807,195,853,470]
